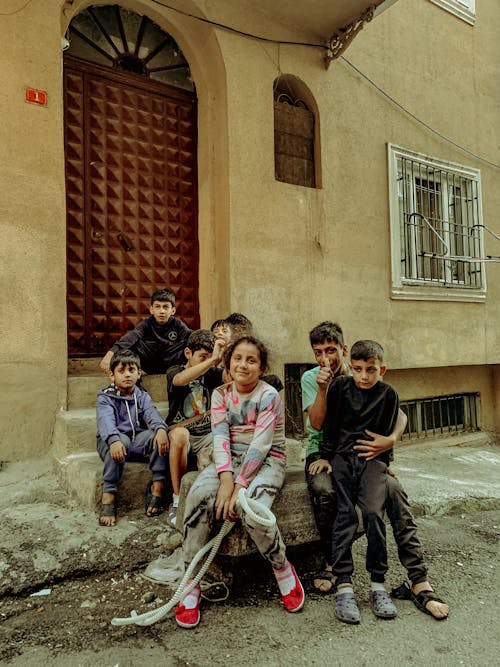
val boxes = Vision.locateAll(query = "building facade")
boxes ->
[0,0,498,460]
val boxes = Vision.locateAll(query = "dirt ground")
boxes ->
[1,509,499,667]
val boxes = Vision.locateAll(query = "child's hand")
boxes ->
[215,473,234,520]
[212,338,225,362]
[154,428,169,456]
[308,458,332,475]
[316,358,333,389]
[227,483,244,521]
[99,351,114,377]
[109,441,126,462]
[354,430,396,460]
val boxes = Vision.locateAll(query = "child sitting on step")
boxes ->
[175,336,305,628]
[96,350,169,526]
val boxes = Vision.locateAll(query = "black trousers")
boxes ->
[305,453,428,583]
[331,453,388,584]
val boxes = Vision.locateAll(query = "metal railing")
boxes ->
[400,392,480,440]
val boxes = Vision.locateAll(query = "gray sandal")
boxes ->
[335,590,360,624]
[370,590,397,619]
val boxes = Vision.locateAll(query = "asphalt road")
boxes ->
[2,509,499,667]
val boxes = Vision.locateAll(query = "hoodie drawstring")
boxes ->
[125,393,140,442]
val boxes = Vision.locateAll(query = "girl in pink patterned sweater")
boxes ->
[175,336,305,628]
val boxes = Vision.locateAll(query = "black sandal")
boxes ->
[391,581,448,620]
[99,502,117,526]
[145,481,166,517]
[410,589,448,620]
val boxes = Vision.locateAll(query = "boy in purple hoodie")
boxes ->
[96,350,169,526]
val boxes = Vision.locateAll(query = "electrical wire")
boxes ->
[4,0,498,169]
[148,0,499,170]
[340,55,500,170]
[148,0,325,47]
[0,0,34,15]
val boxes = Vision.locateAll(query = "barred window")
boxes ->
[400,392,479,440]
[388,145,485,302]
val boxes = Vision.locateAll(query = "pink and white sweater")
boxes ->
[211,380,286,488]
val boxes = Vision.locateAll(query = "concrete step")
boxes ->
[68,373,167,409]
[177,467,322,556]
[52,402,169,459]
[55,453,152,513]
[53,440,307,513]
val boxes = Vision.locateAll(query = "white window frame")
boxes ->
[388,144,486,302]
[429,0,476,25]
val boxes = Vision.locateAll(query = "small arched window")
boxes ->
[274,75,319,188]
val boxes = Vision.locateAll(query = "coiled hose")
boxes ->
[111,487,276,627]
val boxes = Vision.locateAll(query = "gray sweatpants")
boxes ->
[182,453,287,573]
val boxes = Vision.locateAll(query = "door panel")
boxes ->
[64,58,198,355]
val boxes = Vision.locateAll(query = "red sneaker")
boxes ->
[281,565,305,613]
[175,601,200,628]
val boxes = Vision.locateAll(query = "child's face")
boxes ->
[185,347,212,367]
[349,357,386,390]
[229,341,262,392]
[111,362,141,395]
[212,323,231,345]
[312,339,347,374]
[150,300,175,324]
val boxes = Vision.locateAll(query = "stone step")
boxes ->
[68,373,167,409]
[53,440,307,513]
[177,467,322,556]
[52,402,170,459]
[54,454,313,546]
[53,434,499,559]
[55,453,151,513]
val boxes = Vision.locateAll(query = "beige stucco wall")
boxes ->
[0,0,68,459]
[217,0,500,371]
[1,0,498,460]
[0,0,231,459]
[209,0,500,438]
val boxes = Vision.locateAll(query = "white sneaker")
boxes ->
[167,503,178,527]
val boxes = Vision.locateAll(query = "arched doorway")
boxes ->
[64,4,199,356]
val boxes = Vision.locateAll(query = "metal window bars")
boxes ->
[410,213,500,263]
[400,392,479,441]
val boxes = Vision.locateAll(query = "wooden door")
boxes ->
[64,56,198,356]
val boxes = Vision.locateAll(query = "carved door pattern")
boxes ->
[64,56,198,355]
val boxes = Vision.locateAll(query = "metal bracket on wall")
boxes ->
[324,5,376,68]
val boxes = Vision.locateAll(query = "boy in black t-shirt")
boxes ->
[318,339,399,624]
[165,329,225,526]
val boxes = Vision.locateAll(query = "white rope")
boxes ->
[111,488,276,627]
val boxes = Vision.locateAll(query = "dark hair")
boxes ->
[350,339,384,363]
[186,329,215,353]
[210,319,228,332]
[225,312,253,334]
[309,321,344,347]
[151,289,175,306]
[110,349,141,373]
[223,335,269,374]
